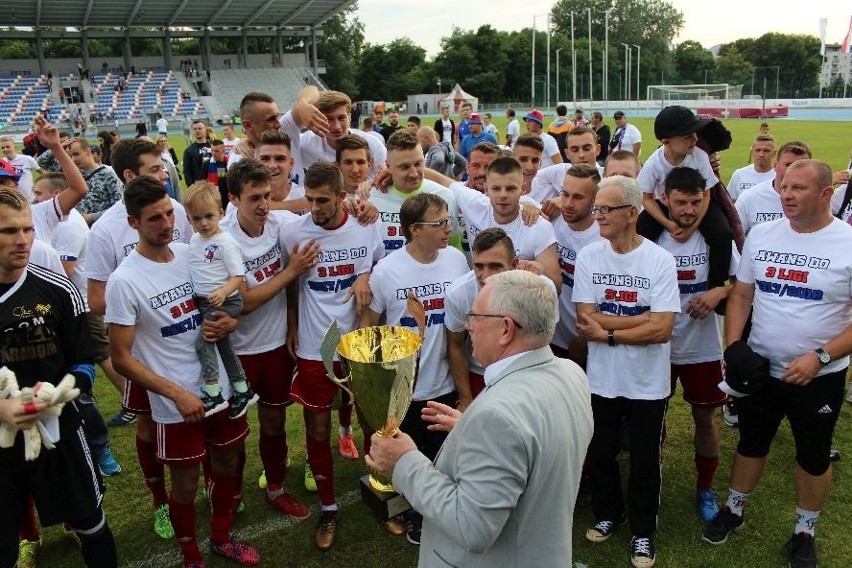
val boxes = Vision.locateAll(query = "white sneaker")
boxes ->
[723,400,739,427]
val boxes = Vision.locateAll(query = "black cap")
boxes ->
[654,105,712,140]
[613,110,625,119]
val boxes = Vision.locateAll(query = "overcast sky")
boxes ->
[358,0,850,57]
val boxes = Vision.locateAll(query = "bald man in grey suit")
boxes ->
[368,270,593,568]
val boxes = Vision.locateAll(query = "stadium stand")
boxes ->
[0,74,69,128]
[208,68,308,117]
[89,68,205,122]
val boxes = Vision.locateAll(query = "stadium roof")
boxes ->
[1,0,354,30]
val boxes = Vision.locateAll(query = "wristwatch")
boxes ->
[815,347,831,366]
[608,330,617,347]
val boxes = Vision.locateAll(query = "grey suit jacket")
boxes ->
[393,346,593,568]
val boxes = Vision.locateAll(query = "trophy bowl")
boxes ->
[323,322,422,494]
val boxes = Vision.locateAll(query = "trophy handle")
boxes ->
[325,370,354,399]
[321,319,354,398]
[406,290,426,338]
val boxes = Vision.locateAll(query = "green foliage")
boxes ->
[356,38,427,100]
[673,40,716,84]
[432,26,511,102]
[549,0,684,98]
[722,33,821,97]
[318,6,365,95]
[715,46,752,88]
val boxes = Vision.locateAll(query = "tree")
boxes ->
[721,33,821,97]
[318,4,364,96]
[355,38,427,100]
[673,40,715,84]
[714,46,751,87]
[431,26,512,102]
[549,0,684,98]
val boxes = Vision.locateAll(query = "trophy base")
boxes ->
[359,475,411,521]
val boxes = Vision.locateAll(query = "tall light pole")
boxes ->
[546,14,551,109]
[633,44,641,102]
[436,78,441,94]
[604,10,609,105]
[571,11,576,104]
[555,48,563,104]
[621,43,630,101]
[587,8,593,102]
[531,16,536,107]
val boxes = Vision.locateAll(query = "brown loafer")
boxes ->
[314,511,338,550]
[383,516,406,536]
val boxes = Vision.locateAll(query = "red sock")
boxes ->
[208,473,236,545]
[19,493,40,542]
[361,422,374,458]
[259,432,288,487]
[201,453,213,496]
[306,436,335,506]
[234,448,246,507]
[168,496,202,565]
[695,454,719,490]
[136,436,168,507]
[338,404,353,429]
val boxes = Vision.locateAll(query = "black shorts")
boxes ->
[737,369,846,476]
[0,424,105,529]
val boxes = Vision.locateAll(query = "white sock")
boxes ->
[266,486,284,500]
[321,503,338,512]
[725,488,750,516]
[339,426,351,438]
[794,507,819,536]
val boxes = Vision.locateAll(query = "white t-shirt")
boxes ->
[443,270,485,375]
[657,231,738,364]
[368,246,469,400]
[637,146,719,199]
[281,213,383,361]
[156,117,169,134]
[439,118,453,144]
[449,182,556,261]
[613,123,642,155]
[9,154,41,202]
[727,164,775,202]
[369,180,460,256]
[105,244,216,424]
[31,196,66,245]
[735,179,783,235]
[830,184,852,222]
[222,136,240,157]
[219,210,297,355]
[551,217,603,349]
[736,218,852,378]
[188,230,245,296]
[573,238,680,399]
[506,118,521,148]
[86,199,192,282]
[528,162,604,204]
[291,113,387,181]
[485,123,498,138]
[51,209,89,299]
[538,132,561,168]
[30,239,64,275]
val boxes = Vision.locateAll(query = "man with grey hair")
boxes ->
[573,175,680,568]
[418,126,466,179]
[367,269,592,567]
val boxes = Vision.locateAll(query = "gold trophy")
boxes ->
[321,293,425,521]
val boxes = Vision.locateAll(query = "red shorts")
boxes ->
[238,345,294,407]
[155,412,249,465]
[469,372,485,399]
[121,380,151,414]
[291,358,344,413]
[670,361,728,408]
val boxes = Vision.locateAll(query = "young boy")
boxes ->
[636,106,732,290]
[185,181,258,418]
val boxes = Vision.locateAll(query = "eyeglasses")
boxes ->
[413,217,451,228]
[591,204,632,216]
[465,312,524,329]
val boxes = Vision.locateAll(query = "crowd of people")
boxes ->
[0,86,850,568]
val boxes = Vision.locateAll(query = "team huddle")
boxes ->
[0,87,850,568]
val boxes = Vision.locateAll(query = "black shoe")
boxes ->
[405,511,422,545]
[228,388,259,419]
[199,391,228,417]
[586,515,627,543]
[702,506,744,545]
[107,410,136,426]
[829,449,841,462]
[786,533,818,568]
[630,536,656,568]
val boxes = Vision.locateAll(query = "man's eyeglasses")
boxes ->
[413,217,452,228]
[465,312,524,329]
[591,204,632,216]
